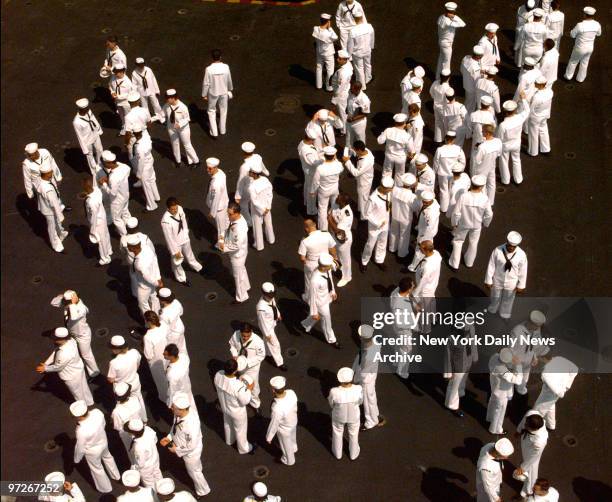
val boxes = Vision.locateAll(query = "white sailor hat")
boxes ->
[413,66,425,78]
[70,400,88,417]
[381,176,394,189]
[415,153,428,164]
[499,348,514,364]
[114,382,130,396]
[410,76,423,88]
[253,483,268,498]
[262,282,275,293]
[446,130,457,138]
[156,478,175,496]
[128,91,141,102]
[503,100,518,112]
[401,173,417,185]
[471,174,486,187]
[250,164,263,174]
[135,57,145,64]
[486,66,498,75]
[63,290,75,301]
[236,355,248,372]
[337,367,354,383]
[481,95,493,106]
[323,146,337,156]
[113,63,126,71]
[485,23,499,33]
[270,376,286,390]
[126,217,139,229]
[473,45,485,56]
[127,418,144,432]
[75,98,89,109]
[445,2,458,11]
[321,13,332,20]
[524,57,537,66]
[25,142,39,154]
[165,88,177,97]
[527,0,535,7]
[441,68,451,77]
[122,469,140,488]
[45,471,65,484]
[507,231,522,245]
[319,253,334,266]
[241,374,254,386]
[530,310,546,326]
[206,157,220,167]
[445,87,455,98]
[159,287,172,299]
[241,141,256,153]
[318,109,329,120]
[583,6,596,15]
[358,324,374,339]
[305,128,317,140]
[126,234,141,246]
[535,75,548,85]
[421,191,435,202]
[101,150,116,162]
[172,392,191,409]
[533,8,545,17]
[54,327,69,339]
[337,49,350,59]
[451,162,465,173]
[393,113,408,123]
[110,335,126,347]
[494,437,514,457]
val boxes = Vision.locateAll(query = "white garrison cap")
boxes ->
[25,142,39,154]
[45,471,65,484]
[472,45,485,56]
[250,164,263,174]
[530,310,546,326]
[321,13,332,20]
[410,76,423,88]
[241,141,256,153]
[241,374,254,386]
[165,88,177,96]
[421,191,435,202]
[113,63,126,71]
[111,335,126,347]
[584,6,596,15]
[337,367,354,383]
[156,478,175,496]
[533,8,545,17]
[527,0,535,7]
[126,216,139,229]
[159,287,172,299]
[445,2,458,11]
[40,163,54,173]
[441,68,451,77]
[253,483,268,498]
[102,150,116,162]
[270,376,286,390]
[445,87,455,97]
[172,392,191,409]
[206,157,220,167]
[507,231,522,245]
[451,162,465,173]
[503,100,518,112]
[70,400,88,417]
[63,290,75,301]
[76,98,89,109]
[318,109,329,120]
[494,437,514,456]
[135,57,145,64]
[358,324,374,339]
[54,327,69,339]
[413,66,425,78]
[236,355,248,372]
[323,146,337,156]
[337,49,350,59]
[471,175,486,187]
[486,66,498,75]
[535,75,548,84]
[381,176,394,189]
[524,57,537,66]
[127,91,141,102]
[415,153,428,164]
[122,469,141,488]
[126,234,141,246]
[393,113,408,123]
[262,282,275,293]
[319,253,334,266]
[127,418,144,432]
[401,173,417,185]
[499,348,514,364]
[114,381,130,396]
[485,23,499,33]
[481,95,493,106]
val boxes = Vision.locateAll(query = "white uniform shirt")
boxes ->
[111,395,142,432]
[344,150,374,186]
[442,101,467,132]
[117,487,157,502]
[539,48,559,86]
[64,300,90,339]
[509,322,550,365]
[520,21,548,53]
[131,427,160,475]
[476,443,503,501]
[347,22,375,56]
[73,111,103,155]
[161,206,192,255]
[377,127,414,159]
[133,136,154,175]
[84,188,107,230]
[489,353,522,398]
[308,269,336,316]
[23,149,62,198]
[224,216,249,258]
[328,384,363,423]
[109,75,134,104]
[298,141,323,176]
[546,11,565,41]
[74,409,108,462]
[472,138,502,176]
[413,250,442,297]
[202,62,233,97]
[485,244,528,289]
[266,390,298,441]
[478,35,500,67]
[460,55,481,94]
[214,372,251,416]
[163,100,190,129]
[131,66,160,97]
[102,162,131,204]
[312,160,343,196]
[411,164,436,194]
[516,68,543,101]
[437,14,466,43]
[229,331,265,368]
[236,155,269,199]
[36,180,63,217]
[256,297,280,338]
[448,173,471,216]
[530,88,554,119]
[166,407,202,457]
[497,105,530,150]
[44,339,84,381]
[306,116,342,150]
[143,324,169,363]
[313,26,338,56]
[38,483,85,502]
[335,1,365,30]
[125,107,151,135]
[475,78,501,113]
[106,47,127,69]
[430,80,452,112]
[206,169,229,213]
[346,91,371,122]
[466,109,497,143]
[391,187,417,225]
[332,63,354,100]
[414,201,440,241]
[451,190,493,228]
[570,19,602,50]
[248,176,274,216]
[526,488,560,502]
[133,247,162,287]
[364,189,391,228]
[331,203,354,233]
[160,300,185,343]
[433,143,466,177]
[166,354,192,404]
[109,349,142,389]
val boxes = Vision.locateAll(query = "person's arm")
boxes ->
[484,250,496,286]
[73,431,85,464]
[249,187,266,216]
[202,68,210,97]
[483,202,494,228]
[227,67,234,93]
[266,404,280,442]
[451,193,464,227]
[376,130,387,145]
[453,16,466,28]
[47,188,64,221]
[517,256,528,290]
[50,154,63,183]
[248,341,266,367]
[370,27,375,51]
[479,468,501,502]
[22,164,34,198]
[161,221,180,256]
[308,279,319,317]
[177,105,190,128]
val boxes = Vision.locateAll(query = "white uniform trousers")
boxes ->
[388,220,411,258]
[137,285,161,318]
[395,335,412,378]
[168,126,199,164]
[317,190,338,231]
[533,387,557,430]
[436,41,452,80]
[382,156,407,186]
[464,89,476,113]
[499,145,523,184]
[316,53,335,90]
[252,211,275,251]
[116,102,130,135]
[433,107,445,143]
[564,46,594,82]
[488,286,516,319]
[207,94,229,136]
[302,259,318,300]
[141,94,164,121]
[486,394,509,434]
[142,175,159,211]
[527,117,550,156]
[139,465,163,489]
[84,446,120,493]
[110,199,131,236]
[84,137,103,175]
[182,446,212,497]
[276,425,298,465]
[148,359,168,402]
[130,384,148,421]
[361,226,388,265]
[230,255,250,302]
[44,214,67,252]
[481,169,496,206]
[362,379,380,429]
[334,97,348,134]
[304,173,317,215]
[265,333,284,367]
[449,227,482,269]
[223,411,252,454]
[346,118,367,147]
[339,27,351,50]
[239,198,252,227]
[336,235,353,282]
[352,54,372,89]
[301,303,337,344]
[438,174,453,212]
[118,430,135,463]
[213,210,229,245]
[65,372,94,406]
[171,241,202,283]
[332,421,360,460]
[516,365,532,395]
[93,223,112,264]
[417,297,437,334]
[445,372,468,410]
[75,335,100,376]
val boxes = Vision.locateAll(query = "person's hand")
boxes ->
[247,381,255,391]
[219,242,225,251]
[331,293,337,301]
[168,444,177,454]
[174,123,180,130]
[235,196,241,203]
[312,314,320,321]
[160,437,170,447]
[107,377,115,384]
[342,156,350,163]
[174,252,182,260]
[157,280,164,288]
[111,92,117,99]
[35,363,46,374]
[484,283,492,291]
[264,209,270,215]
[203,96,208,102]
[516,288,525,294]
[519,90,526,100]
[278,314,283,321]
[512,355,520,365]
[266,336,272,343]
[63,482,73,492]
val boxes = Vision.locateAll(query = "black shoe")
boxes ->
[230,299,244,305]
[182,280,192,287]
[333,341,342,350]
[279,364,288,372]
[376,262,387,272]
[248,444,258,455]
[63,205,73,212]
[359,263,367,273]
[377,416,387,427]
[452,409,465,418]
[174,161,183,168]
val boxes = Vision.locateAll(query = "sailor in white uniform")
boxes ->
[142,310,169,402]
[73,98,103,175]
[329,367,363,460]
[131,57,164,122]
[486,348,523,434]
[256,283,287,371]
[202,49,233,137]
[108,335,147,420]
[360,178,393,271]
[327,193,354,287]
[206,157,230,249]
[564,6,601,82]
[222,202,251,304]
[313,13,338,90]
[476,438,514,502]
[229,323,266,410]
[266,376,299,466]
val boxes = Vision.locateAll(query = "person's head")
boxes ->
[126,234,142,256]
[261,282,275,301]
[408,103,420,118]
[337,50,350,65]
[165,89,178,105]
[451,163,464,178]
[53,327,70,347]
[25,142,40,161]
[156,479,176,502]
[133,129,143,140]
[399,277,415,294]
[166,197,180,215]
[444,2,457,17]
[527,310,546,330]
[415,153,429,170]
[224,358,239,376]
[113,65,126,78]
[76,98,90,115]
[304,131,315,144]
[445,131,457,144]
[270,376,287,397]
[420,191,435,208]
[502,100,518,117]
[41,168,54,181]
[485,23,498,39]
[304,218,317,235]
[492,437,514,460]
[318,253,334,272]
[533,8,544,21]
[505,231,522,252]
[535,75,547,90]
[110,335,128,355]
[69,400,89,422]
[354,14,364,24]
[171,393,190,417]
[472,45,484,61]
[445,88,455,102]
[323,146,337,161]
[211,49,222,61]
[353,140,367,155]
[523,57,536,70]
[336,192,350,209]
[350,81,363,96]
[135,57,145,70]
[163,343,180,363]
[227,201,241,221]
[249,166,262,179]
[533,478,551,496]
[419,240,434,256]
[159,288,174,306]
[240,322,253,343]
[525,413,545,432]
[551,0,560,11]
[410,77,423,93]
[206,157,220,176]
[105,35,119,50]
[379,177,394,195]
[440,68,451,83]
[144,310,160,329]
[337,367,354,387]
[320,13,332,27]
[102,150,117,170]
[485,66,498,80]
[482,123,495,139]
[544,39,555,52]
[114,382,132,403]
